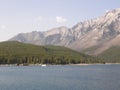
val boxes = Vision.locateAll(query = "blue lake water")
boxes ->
[0,64,120,90]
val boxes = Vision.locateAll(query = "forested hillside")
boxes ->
[98,46,120,63]
[0,41,102,65]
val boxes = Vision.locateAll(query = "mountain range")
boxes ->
[9,8,120,56]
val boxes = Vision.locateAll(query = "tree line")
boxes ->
[0,55,103,65]
[0,41,104,65]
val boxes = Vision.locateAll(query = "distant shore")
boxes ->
[0,64,43,67]
[0,63,120,67]
[70,63,120,66]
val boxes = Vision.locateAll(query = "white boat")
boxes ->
[41,64,46,67]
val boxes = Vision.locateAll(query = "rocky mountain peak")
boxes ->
[44,26,68,37]
[106,8,120,14]
[9,8,120,55]
[103,8,120,21]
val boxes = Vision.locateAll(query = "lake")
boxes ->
[0,64,120,90]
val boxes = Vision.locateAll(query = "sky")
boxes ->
[0,0,119,41]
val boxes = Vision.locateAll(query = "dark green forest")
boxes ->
[0,41,103,65]
[98,46,120,63]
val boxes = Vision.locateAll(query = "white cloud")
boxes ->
[105,9,110,13]
[33,16,68,31]
[0,25,7,29]
[56,16,67,23]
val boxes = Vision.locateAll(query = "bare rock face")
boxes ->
[9,8,120,55]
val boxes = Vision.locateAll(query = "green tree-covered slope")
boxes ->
[0,41,101,64]
[98,46,120,63]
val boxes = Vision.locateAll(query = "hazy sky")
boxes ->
[0,0,119,41]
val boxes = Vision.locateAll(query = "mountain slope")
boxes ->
[0,41,101,64]
[9,8,120,55]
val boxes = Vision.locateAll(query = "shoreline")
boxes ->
[0,63,120,67]
[71,63,120,66]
